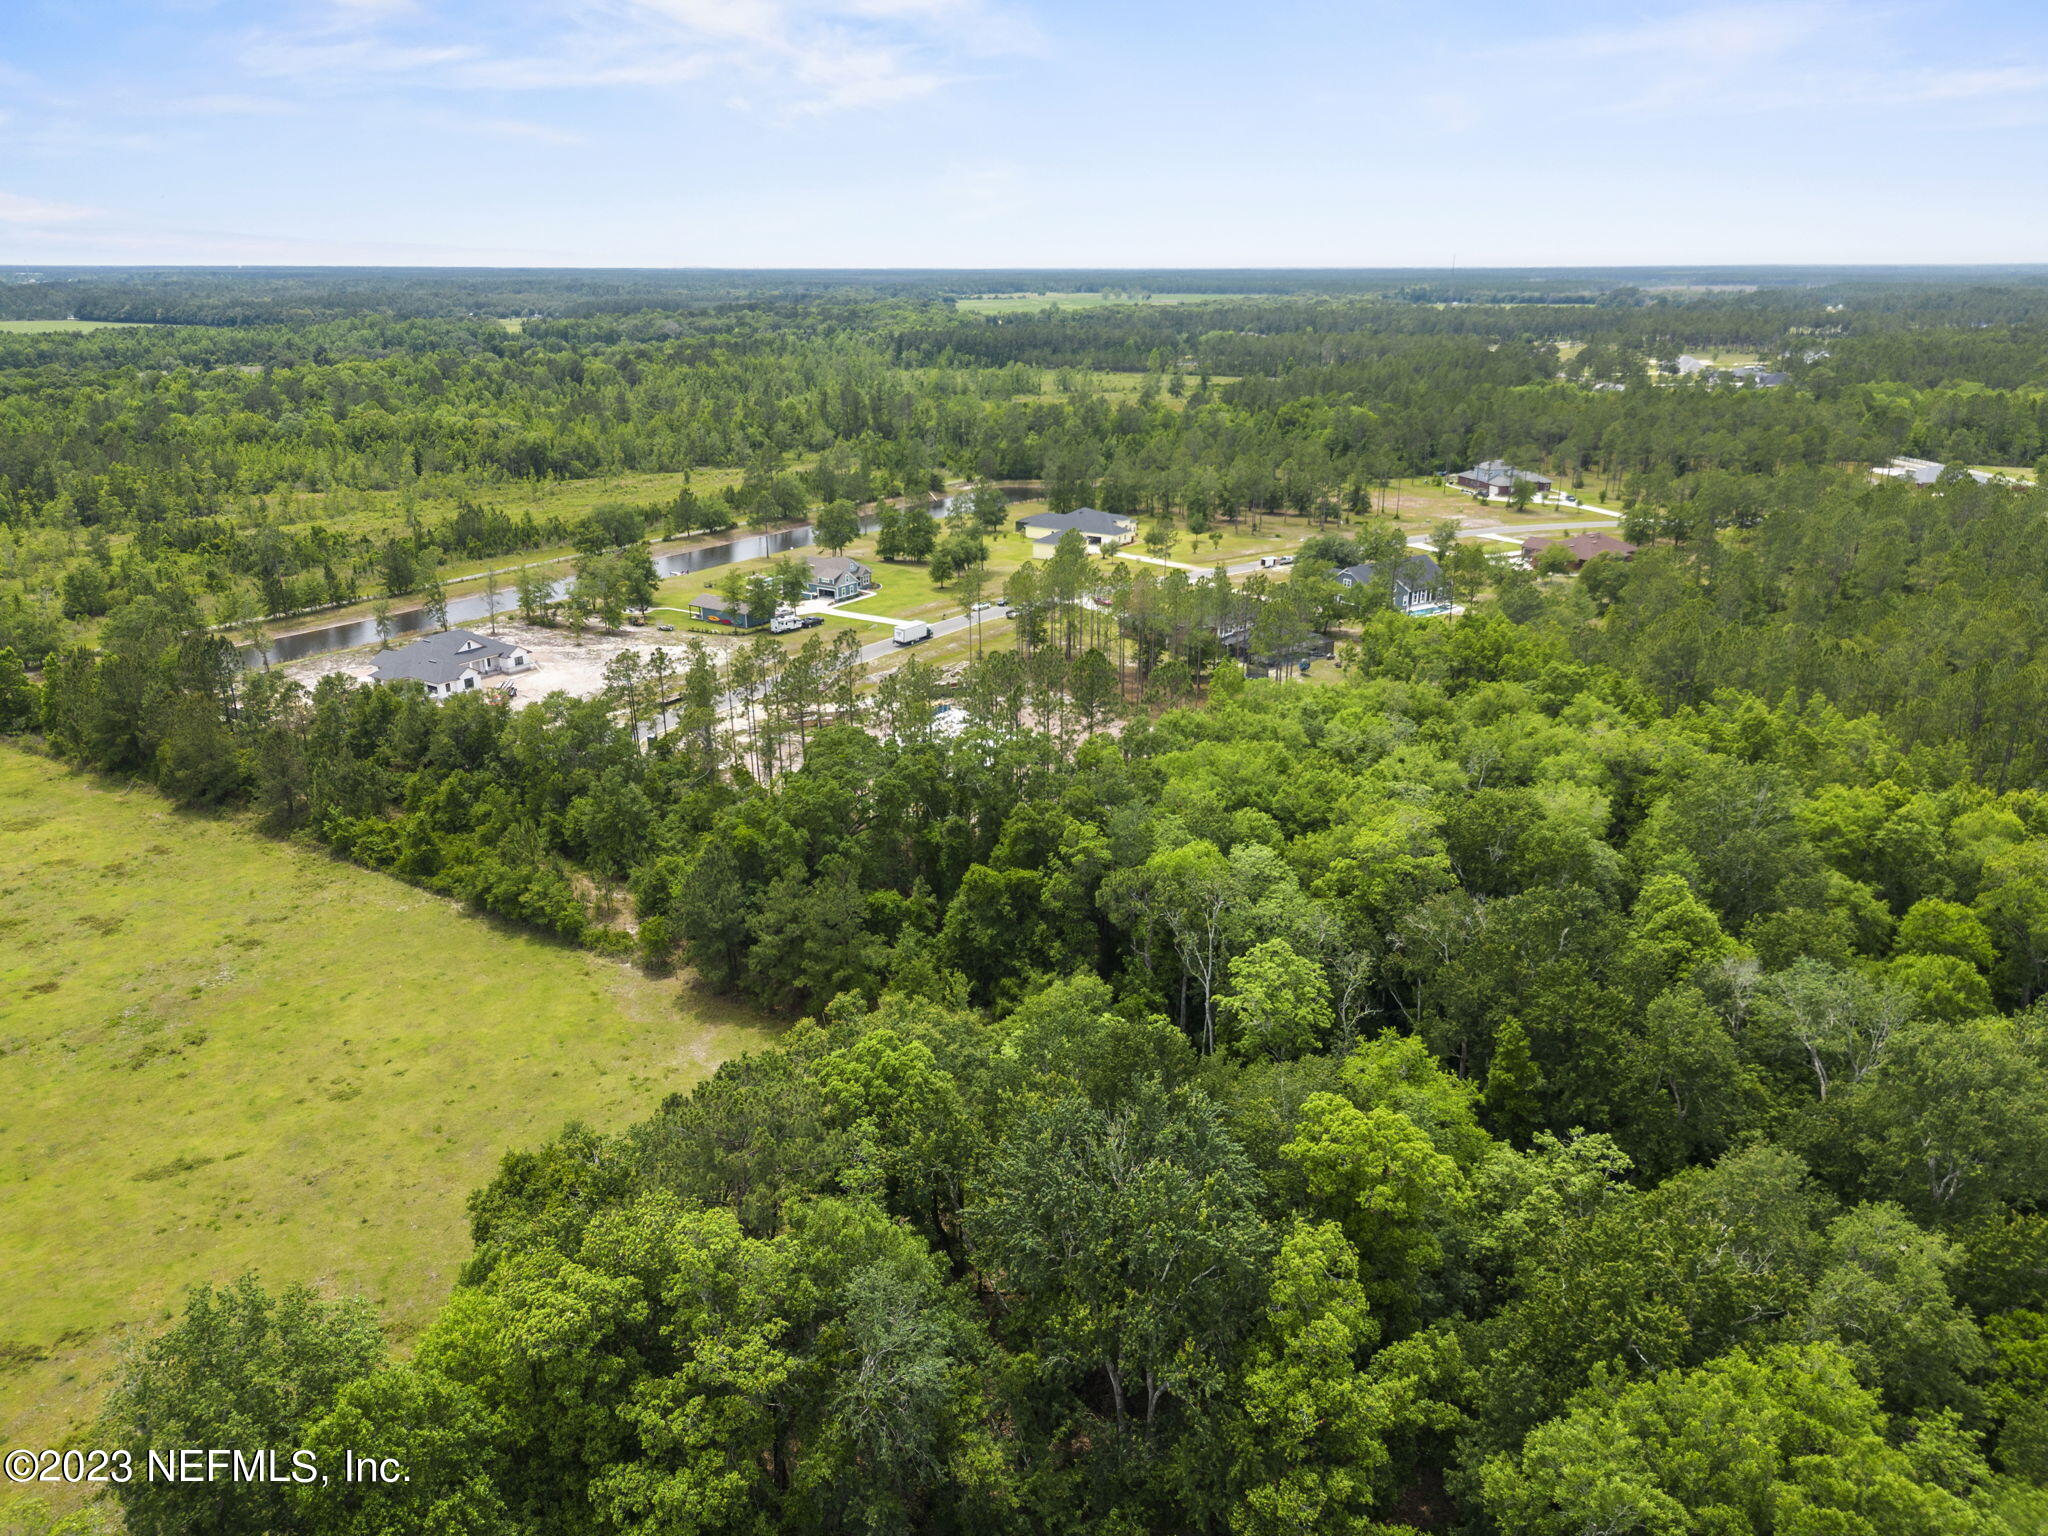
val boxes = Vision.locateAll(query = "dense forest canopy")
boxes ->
[5,270,2048,1536]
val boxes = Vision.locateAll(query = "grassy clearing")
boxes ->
[0,748,774,1460]
[0,319,145,333]
[954,292,1253,314]
[1124,524,1312,567]
[273,466,754,547]
[998,370,1239,412]
[1375,477,1494,523]
[640,608,878,653]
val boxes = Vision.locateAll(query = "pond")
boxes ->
[250,489,1035,668]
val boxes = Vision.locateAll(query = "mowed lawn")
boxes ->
[0,748,774,1457]
[653,518,1051,629]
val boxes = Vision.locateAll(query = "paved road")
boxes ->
[850,608,992,665]
[636,606,1007,739]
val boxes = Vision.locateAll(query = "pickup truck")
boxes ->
[892,620,932,646]
[1258,554,1296,569]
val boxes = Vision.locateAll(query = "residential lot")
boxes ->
[285,619,741,701]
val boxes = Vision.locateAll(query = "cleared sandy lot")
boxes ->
[282,620,737,701]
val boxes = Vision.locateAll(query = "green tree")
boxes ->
[1479,1344,2002,1536]
[100,1275,383,1536]
[1281,1093,1467,1314]
[1217,937,1334,1061]
[1796,1202,1989,1420]
[0,647,40,732]
[898,503,938,562]
[1849,1016,2048,1221]
[814,498,860,555]
[969,481,1010,533]
[1227,1221,1456,1536]
[1896,898,1998,973]
[968,1085,1270,1462]
[1482,1016,1545,1143]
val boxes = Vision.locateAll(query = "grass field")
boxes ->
[277,466,754,547]
[954,292,1253,314]
[639,608,878,652]
[0,319,144,333]
[0,748,774,1463]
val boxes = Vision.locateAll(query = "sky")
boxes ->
[3,0,2046,268]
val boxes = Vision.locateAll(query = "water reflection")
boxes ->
[252,489,1030,667]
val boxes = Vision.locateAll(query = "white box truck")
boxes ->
[892,620,932,646]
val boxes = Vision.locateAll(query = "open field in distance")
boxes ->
[0,319,144,332]
[955,292,1257,313]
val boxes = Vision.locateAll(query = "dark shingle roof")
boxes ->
[693,592,754,615]
[1020,507,1136,538]
[1337,553,1444,593]
[1461,459,1548,488]
[369,629,520,685]
[806,554,870,582]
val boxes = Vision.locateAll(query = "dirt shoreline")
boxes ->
[253,518,815,644]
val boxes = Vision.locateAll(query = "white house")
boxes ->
[1871,457,2005,488]
[369,629,531,700]
[805,554,875,601]
[1016,507,1139,554]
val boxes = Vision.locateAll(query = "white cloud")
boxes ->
[165,92,300,116]
[1458,1,2048,126]
[1562,1,1840,63]
[238,34,483,80]
[236,0,1036,114]
[1893,66,2048,103]
[0,191,99,224]
[451,114,590,144]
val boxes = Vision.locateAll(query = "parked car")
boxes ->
[656,622,675,632]
[799,613,825,628]
[971,600,997,612]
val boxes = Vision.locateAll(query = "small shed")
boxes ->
[690,592,762,628]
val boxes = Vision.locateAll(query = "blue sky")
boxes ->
[3,0,2045,266]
